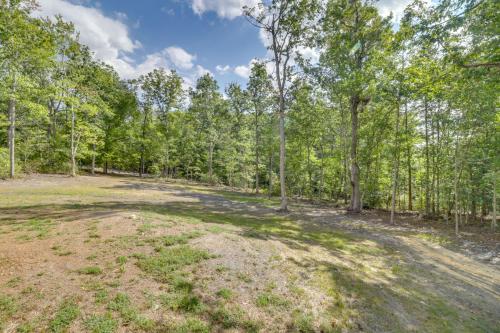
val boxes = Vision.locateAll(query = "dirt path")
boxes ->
[164,181,500,330]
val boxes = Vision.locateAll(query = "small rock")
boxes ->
[491,257,500,265]
[477,251,494,260]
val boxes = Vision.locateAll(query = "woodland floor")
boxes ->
[0,175,499,333]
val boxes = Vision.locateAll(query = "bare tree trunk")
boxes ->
[390,102,401,224]
[424,98,430,216]
[70,106,77,177]
[91,144,96,175]
[349,96,361,213]
[493,171,497,231]
[8,98,16,178]
[255,111,260,194]
[268,151,273,199]
[208,141,214,183]
[278,110,287,211]
[454,138,460,235]
[405,103,412,210]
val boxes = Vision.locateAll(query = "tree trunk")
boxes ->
[493,171,497,231]
[8,98,16,178]
[349,96,361,213]
[278,110,287,211]
[208,141,214,183]
[91,144,96,175]
[405,103,412,211]
[70,106,77,177]
[390,102,401,224]
[424,98,430,216]
[454,138,460,236]
[255,111,260,194]
[268,150,273,199]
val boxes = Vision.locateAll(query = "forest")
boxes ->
[0,0,499,332]
[1,0,498,227]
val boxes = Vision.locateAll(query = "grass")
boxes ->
[107,293,154,329]
[136,245,212,282]
[84,313,118,333]
[210,304,260,331]
[48,299,80,333]
[0,293,17,329]
[77,266,103,275]
[416,233,452,246]
[255,292,290,308]
[159,277,205,313]
[170,318,210,333]
[215,288,233,300]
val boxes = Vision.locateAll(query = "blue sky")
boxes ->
[35,0,415,89]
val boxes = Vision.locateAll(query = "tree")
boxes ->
[245,0,317,211]
[247,62,272,193]
[189,74,227,183]
[320,0,391,212]
[140,69,183,177]
[0,0,54,177]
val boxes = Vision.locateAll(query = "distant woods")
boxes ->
[0,0,498,230]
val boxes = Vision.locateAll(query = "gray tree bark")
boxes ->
[390,102,401,224]
[70,106,77,177]
[349,96,361,213]
[8,98,16,178]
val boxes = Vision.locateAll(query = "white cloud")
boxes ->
[165,46,196,70]
[190,0,259,19]
[35,0,140,66]
[34,0,210,85]
[375,0,432,23]
[234,65,251,78]
[215,65,231,74]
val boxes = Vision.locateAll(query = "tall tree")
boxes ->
[245,0,317,211]
[0,0,54,177]
[320,0,391,212]
[140,69,183,177]
[247,62,272,194]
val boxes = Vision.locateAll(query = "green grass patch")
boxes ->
[210,305,259,331]
[0,293,17,329]
[84,313,118,333]
[116,256,127,265]
[416,233,451,246]
[77,266,102,275]
[215,288,233,300]
[170,318,210,333]
[48,299,80,333]
[107,293,154,329]
[5,276,22,288]
[256,292,290,308]
[136,245,212,282]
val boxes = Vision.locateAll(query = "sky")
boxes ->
[34,0,416,89]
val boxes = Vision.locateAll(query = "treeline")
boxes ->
[0,0,498,230]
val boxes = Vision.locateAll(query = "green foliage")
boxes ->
[0,0,497,225]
